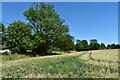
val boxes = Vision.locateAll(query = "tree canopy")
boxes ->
[0,23,6,45]
[23,2,73,55]
[90,39,100,50]
[6,21,31,53]
[75,39,83,51]
[100,43,106,49]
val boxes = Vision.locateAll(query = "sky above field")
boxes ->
[2,2,118,45]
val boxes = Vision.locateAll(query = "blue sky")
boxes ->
[2,2,118,45]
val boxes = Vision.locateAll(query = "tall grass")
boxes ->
[2,49,118,78]
[2,54,118,78]
[2,54,31,62]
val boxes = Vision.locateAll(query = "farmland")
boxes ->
[1,49,119,78]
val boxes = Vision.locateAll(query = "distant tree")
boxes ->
[24,2,72,55]
[75,39,83,51]
[55,34,75,51]
[6,21,31,54]
[115,44,120,49]
[100,43,106,49]
[94,43,100,50]
[106,44,111,49]
[106,44,120,49]
[81,40,89,51]
[90,39,97,45]
[111,44,116,49]
[90,39,100,50]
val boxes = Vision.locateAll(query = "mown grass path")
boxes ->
[2,51,84,67]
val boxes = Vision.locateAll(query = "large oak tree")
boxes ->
[24,2,74,55]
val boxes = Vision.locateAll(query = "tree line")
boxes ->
[0,2,120,56]
[75,39,120,51]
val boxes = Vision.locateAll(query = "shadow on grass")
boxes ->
[45,53,62,56]
[27,52,62,57]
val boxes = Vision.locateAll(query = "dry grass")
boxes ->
[78,49,118,68]
[2,49,119,78]
[2,49,119,68]
[2,54,31,62]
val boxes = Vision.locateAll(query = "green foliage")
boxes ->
[75,40,89,51]
[55,34,75,51]
[0,22,5,32]
[106,44,111,49]
[90,39,100,50]
[75,39,91,51]
[75,38,119,51]
[115,44,120,49]
[23,2,73,55]
[0,22,6,45]
[81,40,89,50]
[106,44,120,49]
[90,39,97,44]
[3,2,119,55]
[90,43,100,50]
[111,44,116,49]
[100,43,106,49]
[75,39,83,51]
[6,21,31,54]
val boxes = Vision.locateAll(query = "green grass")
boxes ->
[2,49,118,78]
